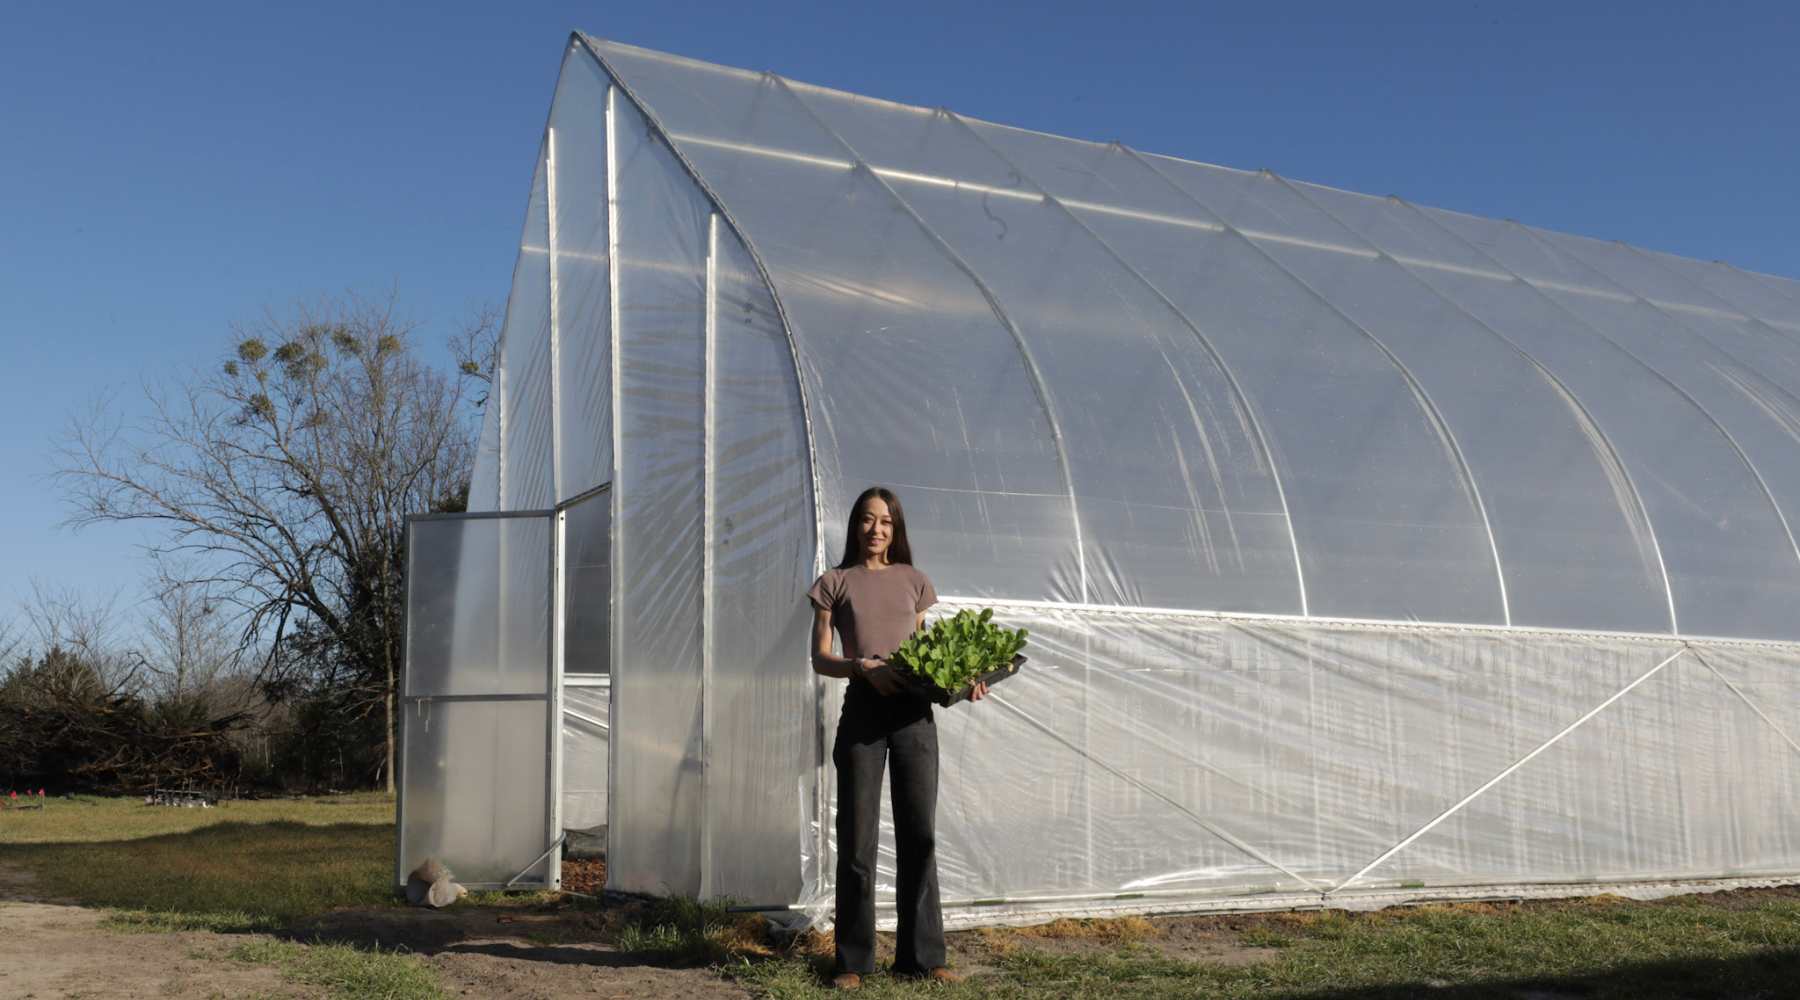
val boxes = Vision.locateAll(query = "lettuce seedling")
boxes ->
[890,608,1028,705]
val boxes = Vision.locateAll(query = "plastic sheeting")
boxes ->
[548,47,615,505]
[438,34,1800,917]
[604,78,711,896]
[580,34,1800,638]
[899,604,1800,906]
[497,151,555,512]
[562,683,609,832]
[700,222,818,903]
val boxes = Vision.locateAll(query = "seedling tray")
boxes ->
[911,654,1026,708]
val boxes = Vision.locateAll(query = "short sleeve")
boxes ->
[914,569,938,613]
[807,571,841,613]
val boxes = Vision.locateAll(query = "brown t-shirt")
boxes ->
[807,563,938,660]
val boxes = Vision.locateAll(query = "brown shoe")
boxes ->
[830,971,864,990]
[925,967,964,984]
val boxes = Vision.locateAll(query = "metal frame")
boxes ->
[604,78,626,900]
[933,593,1800,652]
[545,507,564,890]
[547,125,563,503]
[699,212,719,900]
[397,489,615,895]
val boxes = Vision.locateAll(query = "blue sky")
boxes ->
[3,1,1797,632]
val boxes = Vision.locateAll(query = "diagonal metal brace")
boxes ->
[986,692,1326,891]
[1327,645,1688,895]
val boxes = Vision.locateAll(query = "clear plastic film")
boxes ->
[916,601,1800,905]
[547,41,614,503]
[603,81,710,897]
[468,397,501,512]
[1417,206,1800,640]
[589,38,1082,603]
[497,150,554,511]
[701,222,819,903]
[561,683,609,833]
[787,90,1300,614]
[969,125,1499,623]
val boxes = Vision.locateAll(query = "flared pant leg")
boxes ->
[832,713,944,976]
[886,717,944,974]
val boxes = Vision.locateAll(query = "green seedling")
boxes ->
[889,608,1028,703]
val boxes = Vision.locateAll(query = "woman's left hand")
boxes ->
[969,680,989,702]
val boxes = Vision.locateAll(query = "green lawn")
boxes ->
[1,792,397,931]
[4,794,1799,998]
[737,897,1800,999]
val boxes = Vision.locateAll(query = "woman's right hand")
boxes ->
[858,657,904,696]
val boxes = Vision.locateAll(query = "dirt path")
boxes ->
[295,906,755,999]
[0,898,299,999]
[0,861,751,999]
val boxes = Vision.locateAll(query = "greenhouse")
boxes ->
[397,33,1800,925]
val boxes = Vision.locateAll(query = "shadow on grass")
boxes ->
[6,820,395,929]
[289,893,783,973]
[429,940,714,969]
[9,819,780,977]
[1285,948,1800,1000]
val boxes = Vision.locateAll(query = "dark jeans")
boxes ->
[832,699,944,975]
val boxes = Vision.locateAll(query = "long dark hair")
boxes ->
[835,486,914,569]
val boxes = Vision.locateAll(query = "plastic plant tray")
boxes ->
[912,654,1027,707]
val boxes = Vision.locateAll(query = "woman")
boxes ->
[807,486,987,989]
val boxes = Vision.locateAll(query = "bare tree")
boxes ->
[142,560,240,701]
[19,581,143,692]
[56,292,476,791]
[448,300,501,409]
[0,613,24,674]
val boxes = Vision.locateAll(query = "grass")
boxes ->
[228,938,442,1000]
[0,792,395,929]
[0,791,393,845]
[0,792,427,999]
[608,894,778,965]
[727,896,1800,999]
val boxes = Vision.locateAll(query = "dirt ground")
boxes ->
[0,900,296,999]
[0,861,754,999]
[297,906,756,999]
[0,867,295,999]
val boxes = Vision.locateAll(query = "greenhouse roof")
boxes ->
[496,35,1800,642]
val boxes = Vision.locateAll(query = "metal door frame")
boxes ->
[396,507,561,892]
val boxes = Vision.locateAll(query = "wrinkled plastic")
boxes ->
[561,683,608,832]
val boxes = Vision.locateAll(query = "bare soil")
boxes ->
[0,861,751,999]
[959,913,1279,971]
[293,905,753,999]
[0,899,299,999]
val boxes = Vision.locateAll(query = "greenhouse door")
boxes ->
[397,510,562,891]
